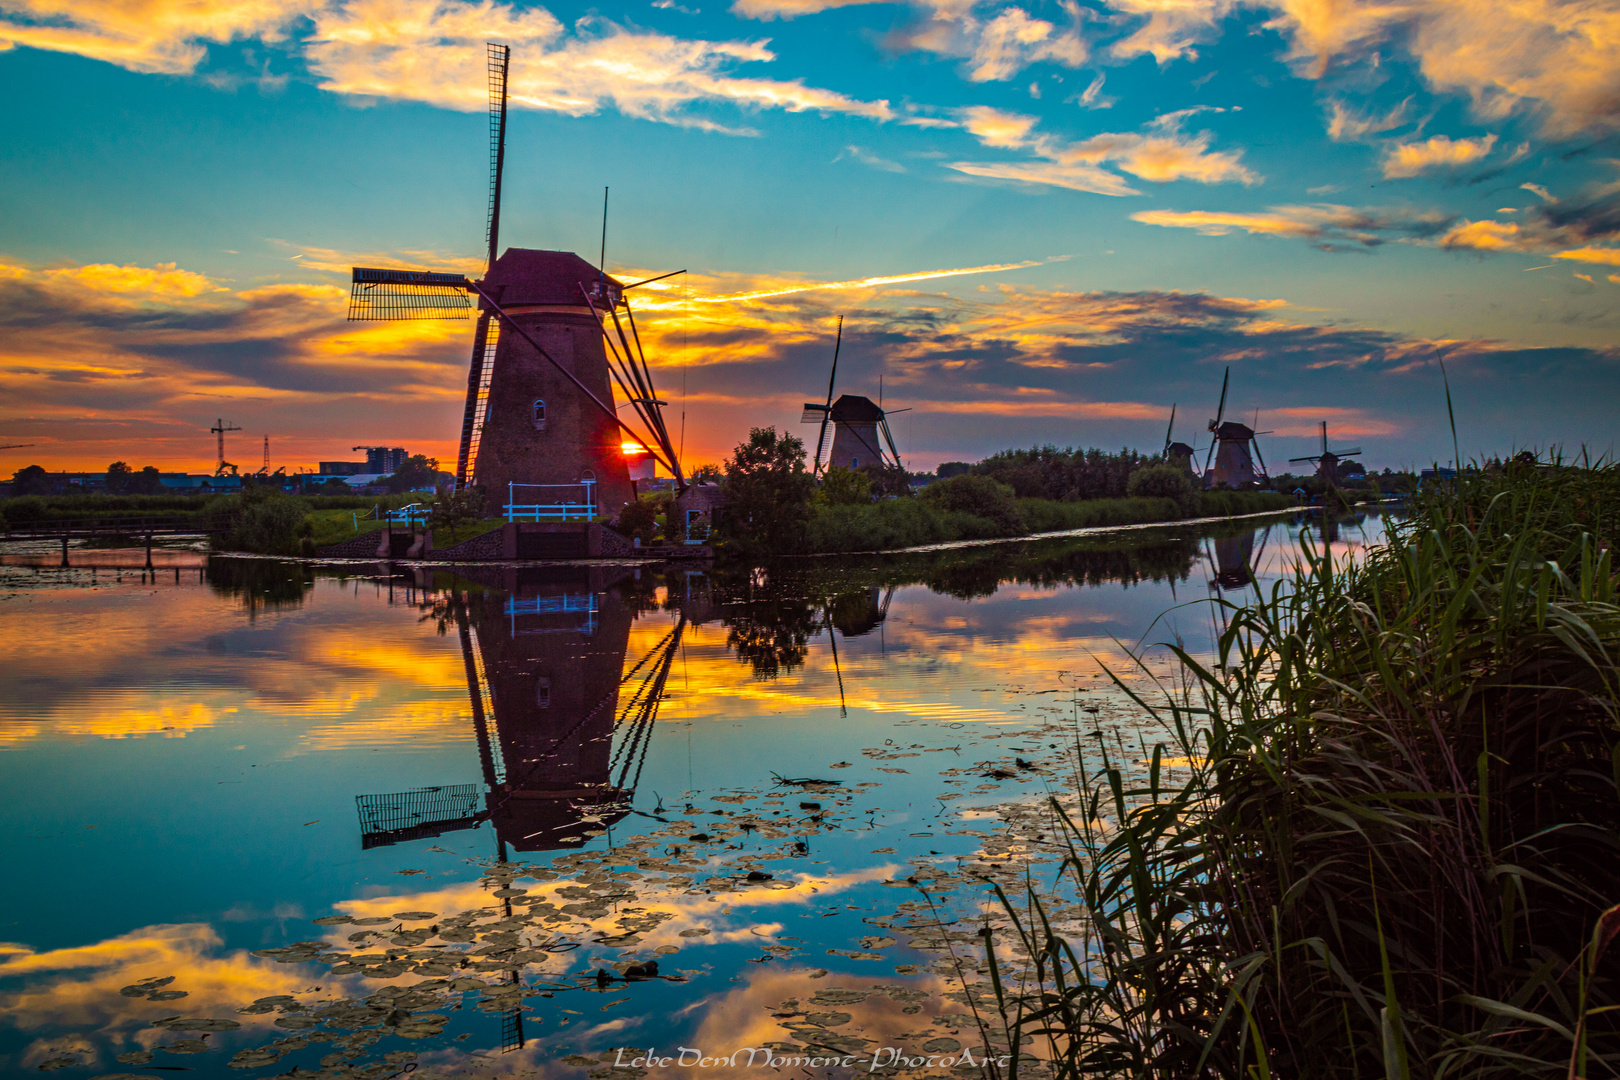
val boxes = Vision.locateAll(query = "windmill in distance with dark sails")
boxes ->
[1289,421,1362,484]
[1202,367,1270,489]
[344,44,684,523]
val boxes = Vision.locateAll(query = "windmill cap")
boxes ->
[830,394,885,422]
[1214,421,1255,439]
[482,248,622,306]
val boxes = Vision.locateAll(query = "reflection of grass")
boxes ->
[983,458,1620,1077]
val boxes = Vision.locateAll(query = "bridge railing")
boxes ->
[503,481,596,523]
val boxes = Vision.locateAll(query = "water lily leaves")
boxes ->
[165,1018,240,1032]
[227,1047,286,1069]
[311,915,354,925]
[858,936,896,949]
[37,1057,78,1071]
[273,1015,320,1029]
[146,991,188,1001]
[118,976,175,998]
[114,1051,153,1065]
[393,910,437,920]
[160,1039,209,1054]
[809,989,868,1005]
[677,927,710,938]
[393,1014,447,1039]
[492,888,526,898]
[804,1011,852,1027]
[923,1037,962,1053]
[351,916,393,926]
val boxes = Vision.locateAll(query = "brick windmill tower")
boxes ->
[1201,367,1270,488]
[345,45,683,523]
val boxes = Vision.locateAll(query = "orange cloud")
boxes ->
[0,0,316,75]
[1554,246,1620,266]
[305,0,894,133]
[1381,133,1497,178]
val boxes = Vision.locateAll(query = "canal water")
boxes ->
[0,512,1382,1079]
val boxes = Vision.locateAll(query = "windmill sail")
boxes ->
[347,268,474,320]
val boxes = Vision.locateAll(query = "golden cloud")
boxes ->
[947,106,1258,195]
[1554,246,1620,266]
[1381,133,1497,178]
[305,0,894,132]
[0,0,316,74]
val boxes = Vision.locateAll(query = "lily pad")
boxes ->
[392,911,437,920]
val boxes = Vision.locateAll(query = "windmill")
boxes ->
[1289,421,1362,484]
[800,318,905,474]
[1201,368,1269,488]
[1162,404,1196,477]
[344,43,684,524]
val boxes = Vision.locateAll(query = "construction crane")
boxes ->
[262,436,270,475]
[210,419,241,475]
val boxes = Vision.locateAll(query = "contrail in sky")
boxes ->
[683,259,1045,305]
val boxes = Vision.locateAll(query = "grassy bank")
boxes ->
[800,489,1295,555]
[988,459,1620,1077]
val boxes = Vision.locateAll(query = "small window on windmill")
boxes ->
[536,677,550,709]
[533,399,547,431]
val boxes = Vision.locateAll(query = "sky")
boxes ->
[0,0,1617,475]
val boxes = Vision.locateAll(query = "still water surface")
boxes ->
[0,513,1380,1078]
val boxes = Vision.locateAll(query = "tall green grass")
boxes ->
[983,457,1620,1078]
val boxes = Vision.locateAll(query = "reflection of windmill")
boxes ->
[355,574,683,855]
[801,318,905,474]
[1289,421,1362,484]
[1201,368,1269,488]
[1162,404,1196,477]
[343,43,683,522]
[817,585,895,717]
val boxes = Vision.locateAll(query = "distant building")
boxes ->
[159,474,243,493]
[364,447,409,473]
[319,461,368,476]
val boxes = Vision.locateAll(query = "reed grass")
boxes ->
[983,456,1620,1079]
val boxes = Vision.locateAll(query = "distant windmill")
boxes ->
[800,318,905,474]
[1202,368,1269,488]
[1162,404,1196,477]
[344,43,684,523]
[1289,421,1362,484]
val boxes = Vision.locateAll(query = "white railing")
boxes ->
[504,481,596,522]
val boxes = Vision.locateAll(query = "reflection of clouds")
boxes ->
[0,581,473,751]
[0,923,305,1038]
[330,863,898,958]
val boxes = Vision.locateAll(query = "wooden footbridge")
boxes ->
[1,514,226,566]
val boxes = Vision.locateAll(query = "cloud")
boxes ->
[946,106,1258,195]
[305,0,894,132]
[1438,188,1620,255]
[1381,133,1497,178]
[1132,203,1454,249]
[1555,246,1620,266]
[729,0,875,17]
[1327,99,1410,141]
[0,0,316,75]
[835,144,907,172]
[880,0,1087,82]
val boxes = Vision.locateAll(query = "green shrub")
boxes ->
[920,474,1024,534]
[1126,460,1198,514]
[717,427,815,556]
[209,488,311,555]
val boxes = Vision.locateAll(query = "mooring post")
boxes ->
[145,529,154,570]
[60,533,68,568]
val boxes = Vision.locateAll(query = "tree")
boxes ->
[209,486,311,555]
[818,465,873,506]
[11,464,50,496]
[131,466,165,495]
[936,461,971,479]
[105,461,133,494]
[387,455,441,493]
[718,427,814,555]
[428,487,486,539]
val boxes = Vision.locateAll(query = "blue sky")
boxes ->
[0,0,1617,472]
